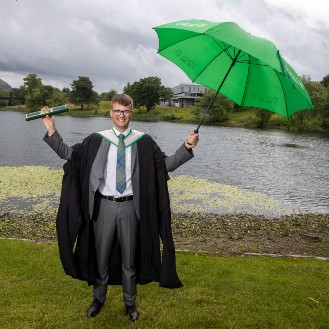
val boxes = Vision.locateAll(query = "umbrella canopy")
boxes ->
[153,19,313,122]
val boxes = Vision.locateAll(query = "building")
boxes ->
[171,83,207,108]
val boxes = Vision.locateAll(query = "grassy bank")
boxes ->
[1,238,329,329]
[1,212,329,258]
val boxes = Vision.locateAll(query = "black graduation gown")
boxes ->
[56,133,182,288]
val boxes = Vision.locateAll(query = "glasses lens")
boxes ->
[113,110,131,115]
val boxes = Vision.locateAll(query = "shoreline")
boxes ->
[2,107,329,134]
[1,212,328,258]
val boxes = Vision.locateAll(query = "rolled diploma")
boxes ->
[25,104,69,121]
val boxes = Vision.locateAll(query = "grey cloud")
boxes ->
[0,0,328,92]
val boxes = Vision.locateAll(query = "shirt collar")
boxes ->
[112,127,131,137]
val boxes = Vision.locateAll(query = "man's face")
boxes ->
[110,102,133,133]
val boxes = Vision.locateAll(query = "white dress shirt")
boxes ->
[98,128,133,197]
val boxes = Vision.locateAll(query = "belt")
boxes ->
[97,192,133,202]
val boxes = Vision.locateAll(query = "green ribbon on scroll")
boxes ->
[25,104,69,121]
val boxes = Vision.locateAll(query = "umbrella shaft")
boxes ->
[195,91,219,132]
[195,50,241,133]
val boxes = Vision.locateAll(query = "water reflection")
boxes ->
[0,111,328,213]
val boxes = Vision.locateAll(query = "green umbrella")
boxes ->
[153,19,313,131]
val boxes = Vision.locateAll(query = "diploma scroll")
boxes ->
[25,104,69,121]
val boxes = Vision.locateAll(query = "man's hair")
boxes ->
[111,93,133,109]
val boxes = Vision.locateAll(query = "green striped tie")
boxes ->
[116,134,126,194]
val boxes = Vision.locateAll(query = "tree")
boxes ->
[10,86,26,106]
[23,74,42,95]
[70,76,98,110]
[320,73,329,88]
[324,87,329,127]
[23,74,43,111]
[254,108,272,128]
[302,75,328,127]
[194,90,234,123]
[23,74,68,111]
[0,89,9,107]
[123,82,132,95]
[47,87,69,107]
[100,89,117,101]
[124,76,169,111]
[62,87,71,96]
[159,86,173,103]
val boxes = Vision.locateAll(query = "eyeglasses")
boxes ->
[112,109,132,116]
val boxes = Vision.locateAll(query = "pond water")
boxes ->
[0,111,328,214]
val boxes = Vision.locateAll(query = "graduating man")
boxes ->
[42,93,199,321]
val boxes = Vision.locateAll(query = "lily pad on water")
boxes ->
[168,175,292,217]
[0,166,62,216]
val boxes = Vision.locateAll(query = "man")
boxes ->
[42,94,199,321]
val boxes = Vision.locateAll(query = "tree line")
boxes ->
[1,73,329,130]
[0,74,173,112]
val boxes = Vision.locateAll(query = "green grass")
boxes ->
[1,239,329,328]
[226,108,255,124]
[60,101,110,117]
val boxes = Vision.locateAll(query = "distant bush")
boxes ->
[0,100,9,107]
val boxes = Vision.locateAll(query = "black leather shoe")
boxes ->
[87,298,103,317]
[125,304,139,321]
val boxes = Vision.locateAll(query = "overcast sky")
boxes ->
[1,0,328,93]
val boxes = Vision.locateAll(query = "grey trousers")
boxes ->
[93,198,139,306]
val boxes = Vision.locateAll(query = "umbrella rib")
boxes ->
[274,70,289,117]
[240,54,251,106]
[237,55,273,68]
[191,43,231,82]
[211,42,268,67]
[236,51,275,68]
[213,40,237,62]
[156,34,201,53]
